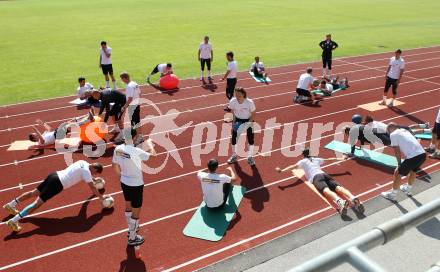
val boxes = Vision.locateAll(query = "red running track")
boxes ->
[0,46,439,271]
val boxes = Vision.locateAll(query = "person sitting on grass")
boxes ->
[3,160,105,232]
[146,63,173,83]
[77,77,99,105]
[294,67,320,104]
[275,148,364,215]
[250,56,268,81]
[197,159,237,210]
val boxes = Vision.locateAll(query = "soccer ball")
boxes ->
[102,196,114,208]
[94,177,106,190]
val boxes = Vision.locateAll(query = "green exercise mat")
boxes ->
[415,133,432,140]
[183,185,246,242]
[248,72,271,83]
[312,88,343,96]
[325,140,399,168]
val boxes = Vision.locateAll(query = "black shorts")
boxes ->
[231,118,254,146]
[312,173,340,193]
[433,122,440,140]
[398,153,426,176]
[151,64,160,75]
[226,78,237,100]
[200,58,211,71]
[322,55,332,70]
[206,183,231,210]
[384,76,399,95]
[101,64,113,75]
[108,103,124,121]
[128,105,140,127]
[121,182,144,208]
[253,67,264,78]
[296,88,311,97]
[37,173,63,202]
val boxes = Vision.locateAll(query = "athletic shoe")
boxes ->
[378,101,386,106]
[423,122,430,129]
[247,156,255,166]
[3,203,19,216]
[430,151,440,159]
[208,76,213,81]
[7,219,22,232]
[381,190,397,201]
[399,184,412,196]
[352,198,365,214]
[388,100,394,107]
[227,155,238,164]
[425,146,436,153]
[128,234,145,246]
[224,107,231,112]
[336,199,348,215]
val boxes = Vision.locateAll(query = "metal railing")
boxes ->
[290,198,440,272]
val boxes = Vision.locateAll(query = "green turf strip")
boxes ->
[325,140,398,168]
[183,185,246,242]
[415,133,432,140]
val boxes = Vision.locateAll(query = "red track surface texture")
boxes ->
[1,46,439,272]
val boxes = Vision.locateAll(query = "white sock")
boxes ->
[248,145,254,157]
[382,96,387,103]
[327,70,332,77]
[322,68,326,77]
[125,211,132,225]
[112,81,117,89]
[128,217,139,240]
[422,129,431,134]
[231,145,236,156]
[11,214,20,223]
[208,71,211,77]
[9,198,19,208]
[105,81,110,88]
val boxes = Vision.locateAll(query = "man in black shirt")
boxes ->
[92,89,126,140]
[319,34,338,78]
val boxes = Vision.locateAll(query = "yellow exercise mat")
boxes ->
[357,100,404,111]
[7,137,81,151]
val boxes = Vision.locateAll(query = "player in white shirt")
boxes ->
[3,160,105,232]
[250,56,268,81]
[426,108,440,159]
[379,49,405,107]
[197,159,237,209]
[221,51,238,112]
[275,148,364,215]
[99,41,117,90]
[227,88,257,166]
[112,128,156,246]
[198,36,213,81]
[317,79,334,96]
[146,63,173,83]
[381,123,427,201]
[120,72,142,144]
[295,68,319,104]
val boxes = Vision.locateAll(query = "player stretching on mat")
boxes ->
[197,159,237,210]
[221,51,238,112]
[295,68,319,104]
[426,107,440,159]
[379,49,405,107]
[250,56,268,81]
[146,63,173,83]
[3,160,105,232]
[227,87,256,166]
[198,36,213,81]
[381,123,427,201]
[275,148,364,215]
[112,128,156,246]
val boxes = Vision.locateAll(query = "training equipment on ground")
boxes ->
[248,71,272,83]
[351,114,362,124]
[94,177,106,190]
[325,140,399,168]
[183,185,246,241]
[79,116,106,143]
[415,133,432,140]
[102,196,114,208]
[159,74,180,90]
[357,100,404,111]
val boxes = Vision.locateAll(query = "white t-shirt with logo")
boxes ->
[229,97,256,119]
[297,73,314,90]
[42,131,56,145]
[77,83,93,99]
[199,43,212,59]
[112,144,150,186]
[57,160,93,189]
[125,81,140,105]
[298,157,325,181]
[100,47,112,65]
[390,129,425,159]
[387,57,405,79]
[250,62,265,71]
[436,108,440,123]
[227,61,238,78]
[197,171,232,208]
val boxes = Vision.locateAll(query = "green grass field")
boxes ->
[1,0,439,106]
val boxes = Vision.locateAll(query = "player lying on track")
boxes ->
[381,123,426,201]
[250,56,268,81]
[294,68,320,105]
[325,75,349,90]
[77,77,99,105]
[146,63,173,83]
[28,109,96,149]
[197,159,237,210]
[426,107,440,159]
[3,160,105,232]
[275,148,364,215]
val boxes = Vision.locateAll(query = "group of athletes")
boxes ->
[3,34,440,248]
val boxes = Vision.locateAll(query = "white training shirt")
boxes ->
[390,128,425,159]
[157,63,168,74]
[387,56,405,79]
[57,160,93,189]
[197,171,232,208]
[227,61,238,78]
[100,47,112,65]
[298,157,325,181]
[297,73,314,90]
[199,42,213,59]
[319,83,333,93]
[77,83,94,99]
[112,144,150,186]
[229,97,256,119]
[125,81,140,105]
[42,131,56,145]
[250,62,265,71]
[436,107,440,123]
[365,121,388,133]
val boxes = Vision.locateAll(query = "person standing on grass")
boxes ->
[221,51,238,112]
[3,161,105,232]
[197,159,237,210]
[227,87,256,166]
[99,41,117,90]
[319,34,338,78]
[381,123,426,201]
[120,72,143,145]
[426,107,440,159]
[198,36,213,81]
[112,128,156,246]
[379,49,405,107]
